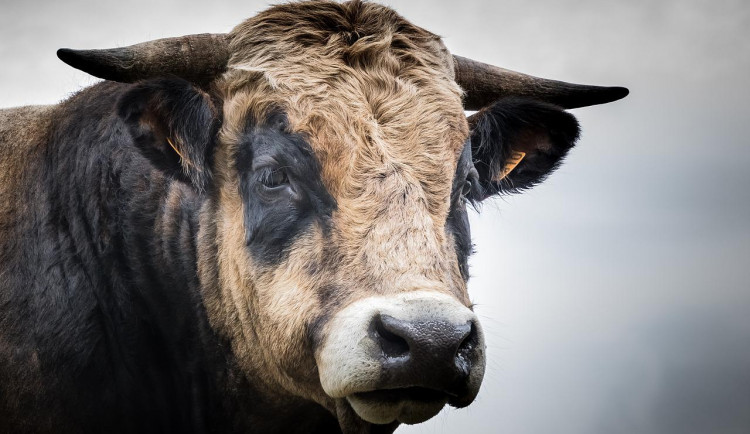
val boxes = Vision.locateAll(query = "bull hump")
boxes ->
[0,105,54,220]
[0,105,55,149]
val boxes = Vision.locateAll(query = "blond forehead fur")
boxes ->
[225,0,468,196]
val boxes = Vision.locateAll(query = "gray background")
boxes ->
[2,1,749,433]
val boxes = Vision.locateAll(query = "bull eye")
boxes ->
[258,167,289,190]
[461,179,473,197]
[461,167,480,200]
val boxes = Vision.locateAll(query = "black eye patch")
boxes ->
[235,112,335,265]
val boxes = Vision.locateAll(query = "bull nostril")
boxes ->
[455,322,478,377]
[374,314,410,359]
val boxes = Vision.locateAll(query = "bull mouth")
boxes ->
[354,387,449,403]
[346,387,451,425]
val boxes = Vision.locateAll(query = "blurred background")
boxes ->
[2,0,748,433]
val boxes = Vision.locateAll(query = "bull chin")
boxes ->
[335,397,401,434]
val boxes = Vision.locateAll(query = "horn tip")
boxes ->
[568,85,629,109]
[57,48,100,74]
[609,86,630,102]
[56,47,132,81]
[56,48,77,66]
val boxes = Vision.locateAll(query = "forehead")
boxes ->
[221,0,469,202]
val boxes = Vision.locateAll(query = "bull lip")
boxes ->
[335,398,400,434]
[353,386,451,404]
[345,387,450,425]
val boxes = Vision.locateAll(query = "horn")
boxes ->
[453,55,628,110]
[57,33,230,84]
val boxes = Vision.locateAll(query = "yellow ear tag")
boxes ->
[166,137,193,168]
[493,150,526,182]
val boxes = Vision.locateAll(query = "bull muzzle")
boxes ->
[316,291,486,425]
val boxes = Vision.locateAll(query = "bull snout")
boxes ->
[316,291,486,426]
[373,314,478,395]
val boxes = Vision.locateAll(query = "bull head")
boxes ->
[57,3,626,432]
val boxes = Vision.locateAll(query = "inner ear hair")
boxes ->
[514,128,552,153]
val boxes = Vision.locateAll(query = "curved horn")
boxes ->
[453,55,628,110]
[57,33,230,84]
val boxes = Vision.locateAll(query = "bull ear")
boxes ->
[469,97,580,199]
[117,78,219,191]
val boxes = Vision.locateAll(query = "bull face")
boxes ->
[60,0,627,431]
[210,20,485,422]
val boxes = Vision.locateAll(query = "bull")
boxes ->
[0,1,627,433]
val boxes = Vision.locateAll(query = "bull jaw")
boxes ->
[335,398,400,434]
